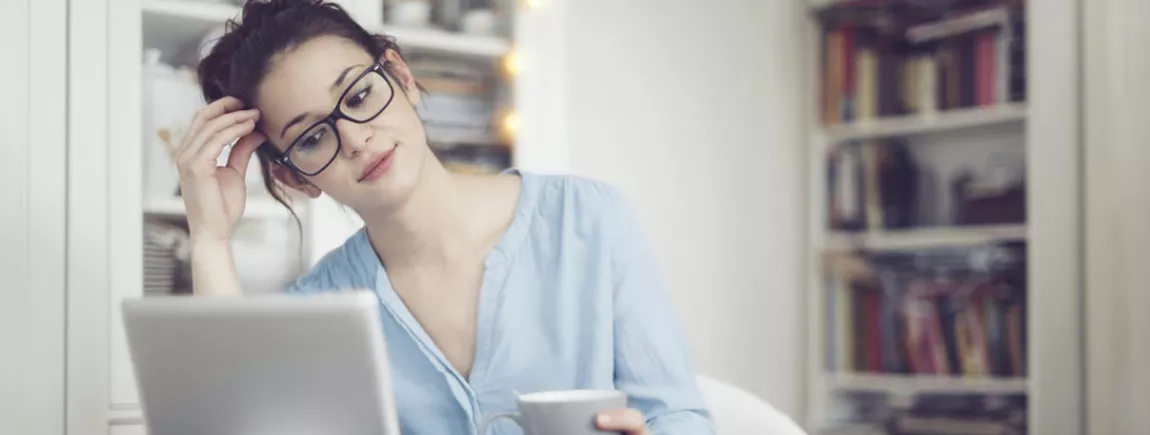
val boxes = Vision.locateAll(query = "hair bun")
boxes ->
[197,0,384,104]
[236,0,324,31]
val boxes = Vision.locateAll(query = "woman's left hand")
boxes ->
[596,409,650,434]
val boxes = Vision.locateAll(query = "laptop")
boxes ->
[122,291,400,435]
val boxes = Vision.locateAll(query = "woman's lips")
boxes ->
[358,147,396,182]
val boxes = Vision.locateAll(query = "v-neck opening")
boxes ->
[356,169,536,394]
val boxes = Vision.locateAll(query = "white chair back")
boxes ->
[697,375,808,435]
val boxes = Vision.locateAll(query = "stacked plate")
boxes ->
[143,243,177,295]
[143,218,191,295]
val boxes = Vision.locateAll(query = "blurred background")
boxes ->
[4,0,1150,434]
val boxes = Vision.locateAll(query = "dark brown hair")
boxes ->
[197,0,404,213]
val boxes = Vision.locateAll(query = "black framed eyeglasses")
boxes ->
[276,62,396,176]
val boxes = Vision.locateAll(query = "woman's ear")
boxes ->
[382,49,421,106]
[271,165,322,198]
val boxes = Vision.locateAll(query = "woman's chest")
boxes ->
[388,264,485,378]
[378,247,619,431]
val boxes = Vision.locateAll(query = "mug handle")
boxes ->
[479,411,521,435]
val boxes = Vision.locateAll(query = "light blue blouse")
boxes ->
[286,170,714,435]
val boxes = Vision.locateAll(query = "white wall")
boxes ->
[558,0,806,417]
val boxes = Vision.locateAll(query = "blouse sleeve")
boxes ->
[602,186,715,435]
[284,230,373,295]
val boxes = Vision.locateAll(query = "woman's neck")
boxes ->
[361,164,480,269]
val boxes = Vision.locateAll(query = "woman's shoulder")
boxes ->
[512,170,641,248]
[285,229,376,295]
[518,170,631,220]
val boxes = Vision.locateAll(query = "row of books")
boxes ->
[890,394,1027,435]
[821,5,1026,126]
[825,418,1022,435]
[827,138,1027,231]
[407,53,504,145]
[827,139,919,231]
[825,252,1027,377]
[822,394,1027,435]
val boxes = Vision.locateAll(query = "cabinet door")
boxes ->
[108,0,144,409]
[67,0,145,428]
[0,0,67,433]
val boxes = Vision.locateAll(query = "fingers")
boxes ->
[226,130,267,176]
[188,96,244,137]
[186,108,260,159]
[197,119,257,164]
[176,108,260,175]
[596,409,649,434]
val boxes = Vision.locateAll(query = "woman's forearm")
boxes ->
[190,239,243,296]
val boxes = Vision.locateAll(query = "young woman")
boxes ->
[178,0,713,433]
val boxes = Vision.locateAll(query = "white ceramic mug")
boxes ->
[479,389,627,435]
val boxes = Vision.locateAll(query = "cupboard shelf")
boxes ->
[143,196,292,219]
[142,0,511,61]
[824,224,1027,252]
[825,372,1029,396]
[820,104,1028,143]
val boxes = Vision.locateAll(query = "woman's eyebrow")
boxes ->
[280,113,309,140]
[330,64,360,91]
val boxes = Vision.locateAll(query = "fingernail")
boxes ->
[597,414,611,425]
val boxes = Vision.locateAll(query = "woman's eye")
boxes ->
[299,130,325,150]
[347,84,372,108]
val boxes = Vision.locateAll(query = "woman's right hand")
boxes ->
[175,96,266,245]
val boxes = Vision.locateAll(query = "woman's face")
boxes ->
[256,35,430,213]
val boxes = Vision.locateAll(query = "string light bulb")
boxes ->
[503,49,522,76]
[500,111,521,140]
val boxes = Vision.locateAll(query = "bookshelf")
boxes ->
[803,1,1083,435]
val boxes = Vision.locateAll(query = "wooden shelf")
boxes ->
[143,196,291,219]
[142,0,511,63]
[143,0,239,23]
[382,25,511,58]
[825,224,1027,252]
[806,0,847,10]
[142,0,232,65]
[821,104,1028,143]
[826,373,1028,396]
[806,0,916,12]
[108,405,144,425]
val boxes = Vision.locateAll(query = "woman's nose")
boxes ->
[336,118,373,158]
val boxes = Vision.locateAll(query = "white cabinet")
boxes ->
[0,0,67,434]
